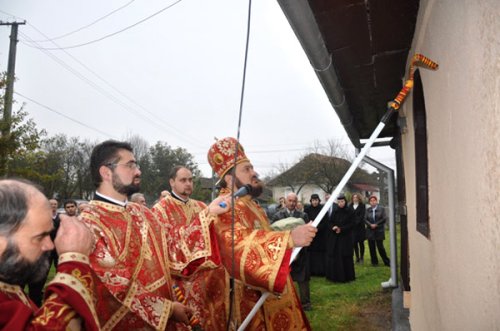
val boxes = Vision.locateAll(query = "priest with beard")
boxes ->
[207,137,317,330]
[0,179,99,330]
[80,140,195,330]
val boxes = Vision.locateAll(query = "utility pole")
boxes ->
[0,20,25,175]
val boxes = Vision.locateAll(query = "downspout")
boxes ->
[356,148,398,288]
[277,0,361,147]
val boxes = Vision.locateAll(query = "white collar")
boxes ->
[95,191,127,207]
[171,190,189,203]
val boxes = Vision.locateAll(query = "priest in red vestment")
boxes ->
[152,166,228,331]
[0,179,99,330]
[207,137,317,330]
[81,140,193,330]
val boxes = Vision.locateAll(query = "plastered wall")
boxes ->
[401,0,500,329]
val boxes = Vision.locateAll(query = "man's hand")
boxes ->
[54,215,95,256]
[207,195,232,215]
[171,302,193,324]
[291,222,317,247]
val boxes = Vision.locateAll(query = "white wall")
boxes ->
[403,0,500,329]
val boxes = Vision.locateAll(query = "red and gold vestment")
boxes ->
[214,188,311,331]
[0,252,100,331]
[152,193,227,331]
[82,200,176,331]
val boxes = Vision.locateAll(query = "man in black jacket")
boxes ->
[365,195,390,266]
[272,192,312,310]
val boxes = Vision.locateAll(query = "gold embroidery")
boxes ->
[239,230,258,284]
[0,280,31,306]
[33,304,56,325]
[58,252,89,265]
[267,237,284,261]
[97,248,117,268]
[102,305,129,331]
[153,194,213,273]
[49,272,100,328]
[31,295,76,326]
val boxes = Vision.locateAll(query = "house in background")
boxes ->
[278,0,500,329]
[266,153,379,203]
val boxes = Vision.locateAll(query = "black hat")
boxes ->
[337,193,346,201]
[310,193,320,201]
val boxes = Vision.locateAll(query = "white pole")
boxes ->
[237,121,387,330]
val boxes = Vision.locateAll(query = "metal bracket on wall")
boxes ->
[397,115,408,134]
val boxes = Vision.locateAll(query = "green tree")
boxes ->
[40,134,95,200]
[0,72,46,177]
[139,141,201,203]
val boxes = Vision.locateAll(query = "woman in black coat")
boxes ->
[349,193,366,263]
[325,194,356,283]
[304,194,328,276]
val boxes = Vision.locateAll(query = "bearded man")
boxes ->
[0,179,99,330]
[207,137,317,330]
[80,140,193,330]
[152,166,227,331]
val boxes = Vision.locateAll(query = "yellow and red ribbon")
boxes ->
[172,284,203,330]
[390,54,439,110]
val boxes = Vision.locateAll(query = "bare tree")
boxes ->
[124,133,150,162]
[268,138,377,195]
[269,158,319,195]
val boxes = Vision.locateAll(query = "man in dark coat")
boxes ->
[325,194,356,282]
[304,194,329,276]
[365,195,390,266]
[272,192,312,310]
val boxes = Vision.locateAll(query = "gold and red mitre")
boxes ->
[207,137,249,179]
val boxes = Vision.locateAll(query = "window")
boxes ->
[413,69,430,238]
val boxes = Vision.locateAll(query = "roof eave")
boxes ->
[277,0,362,148]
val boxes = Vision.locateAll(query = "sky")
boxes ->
[0,0,395,178]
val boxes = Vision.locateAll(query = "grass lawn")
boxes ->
[304,233,396,330]
[304,265,392,330]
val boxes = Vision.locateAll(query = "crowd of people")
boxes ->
[0,137,317,330]
[268,191,390,310]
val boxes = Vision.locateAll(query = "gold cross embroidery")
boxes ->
[267,238,283,261]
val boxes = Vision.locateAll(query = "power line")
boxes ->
[21,24,204,148]
[14,91,117,139]
[27,0,137,43]
[20,0,184,50]
[17,30,204,148]
[1,8,203,147]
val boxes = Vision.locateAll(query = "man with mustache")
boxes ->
[152,166,228,330]
[207,137,317,330]
[0,179,99,330]
[80,140,193,330]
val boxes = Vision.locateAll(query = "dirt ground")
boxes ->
[351,290,392,331]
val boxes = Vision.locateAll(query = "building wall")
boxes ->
[271,184,324,203]
[402,0,500,329]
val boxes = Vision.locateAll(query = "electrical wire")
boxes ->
[17,29,204,148]
[226,1,252,329]
[14,91,117,139]
[25,0,137,43]
[21,0,184,50]
[21,24,204,148]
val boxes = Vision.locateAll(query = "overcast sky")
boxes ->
[0,0,395,178]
